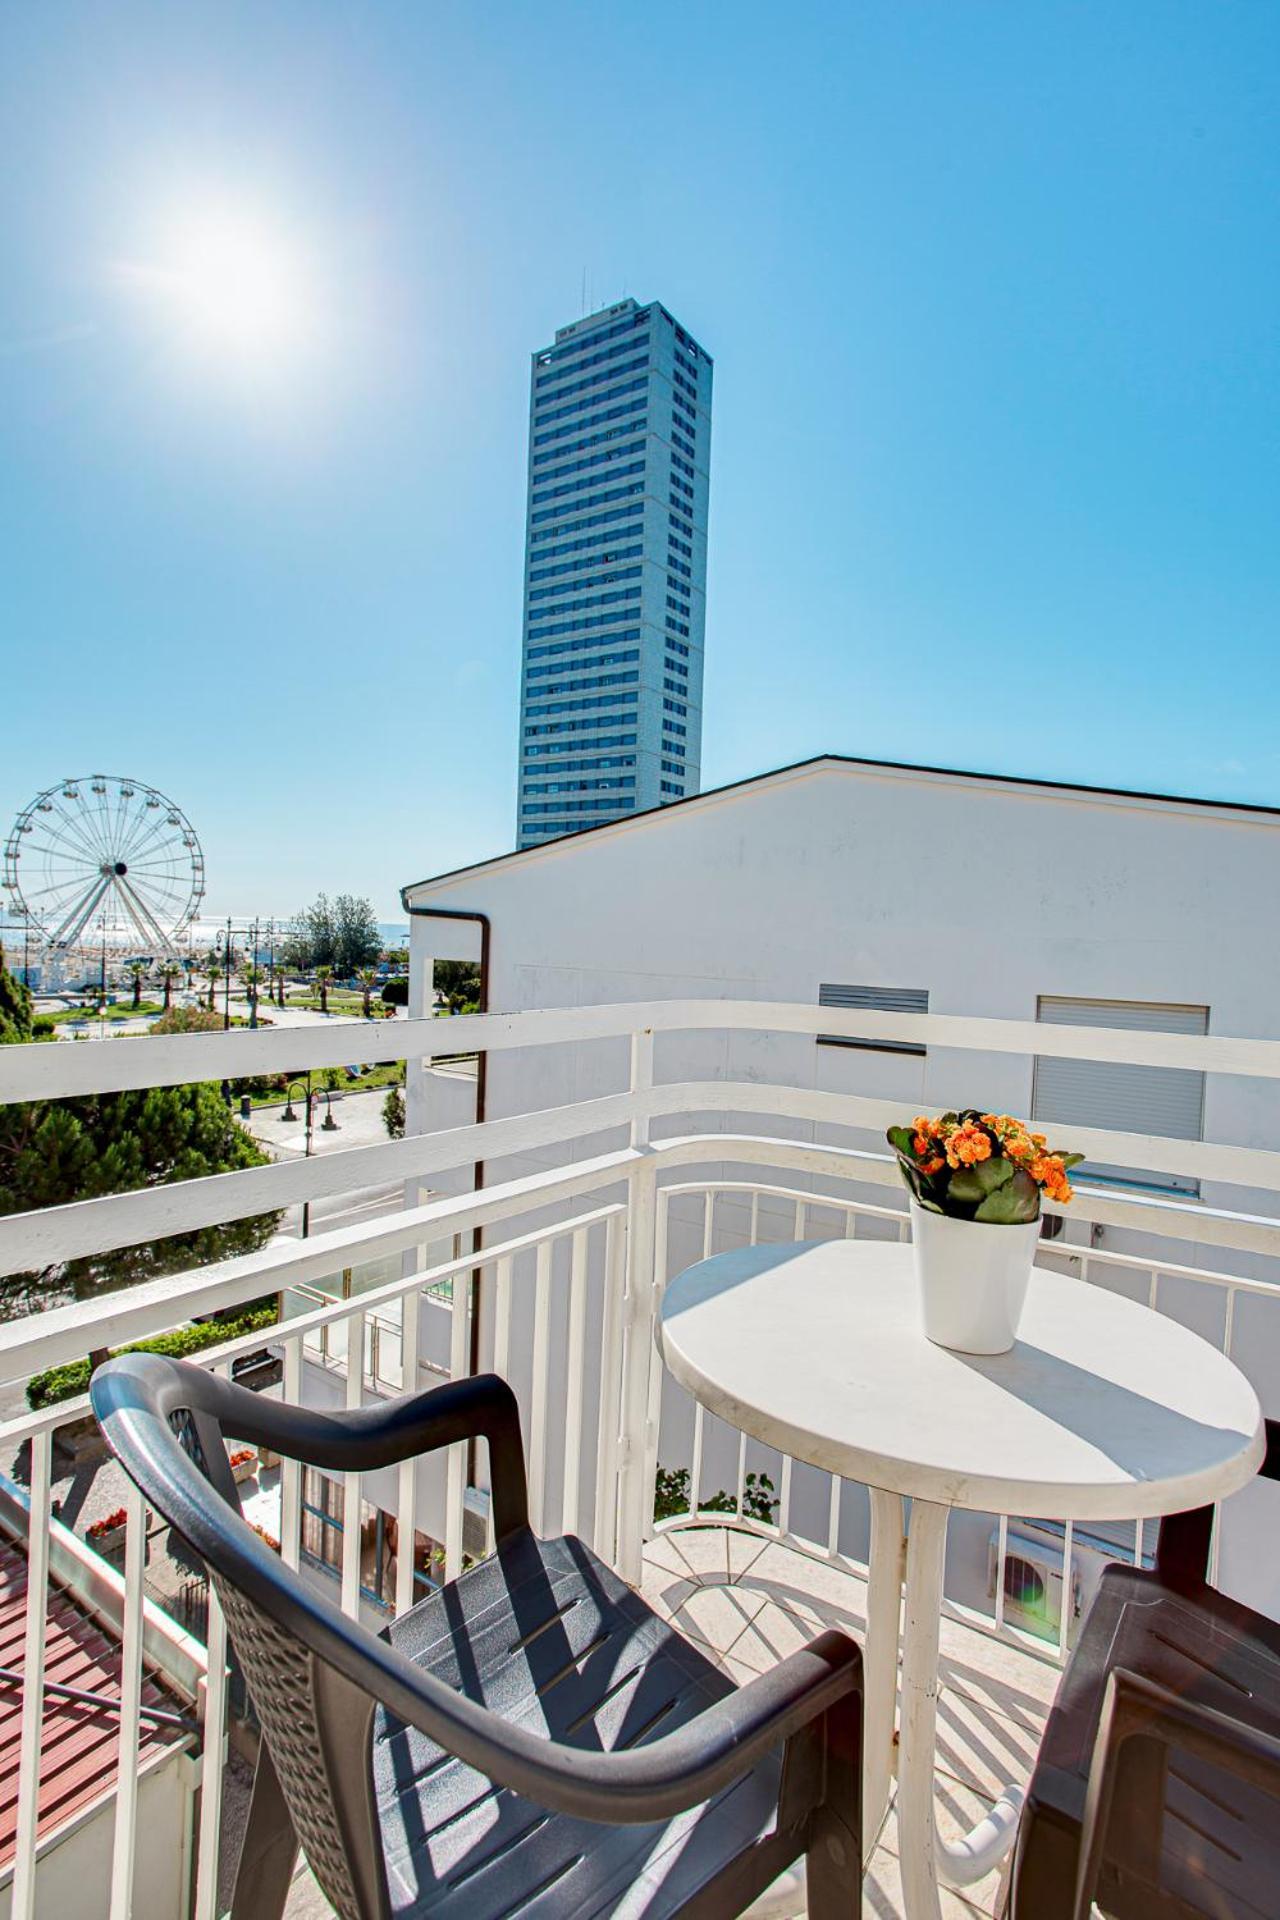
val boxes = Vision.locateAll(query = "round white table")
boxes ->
[656,1239,1264,1920]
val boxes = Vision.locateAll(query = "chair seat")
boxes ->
[1014,1563,1280,1918]
[371,1530,786,1918]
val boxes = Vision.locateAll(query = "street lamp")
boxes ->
[279,1074,339,1236]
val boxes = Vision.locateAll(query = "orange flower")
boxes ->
[920,1155,946,1176]
[912,1132,933,1156]
[912,1116,936,1137]
[946,1123,993,1168]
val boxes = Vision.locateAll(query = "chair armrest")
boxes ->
[1072,1665,1280,1920]
[94,1358,530,1540]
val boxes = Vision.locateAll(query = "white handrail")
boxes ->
[6,997,1280,1102]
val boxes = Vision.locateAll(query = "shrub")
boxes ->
[26,1302,279,1410]
[653,1466,778,1526]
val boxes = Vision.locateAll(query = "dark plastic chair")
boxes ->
[91,1355,864,1919]
[1011,1419,1280,1918]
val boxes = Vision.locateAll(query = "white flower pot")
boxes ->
[910,1202,1038,1354]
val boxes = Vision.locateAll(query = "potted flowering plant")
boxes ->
[228,1447,258,1486]
[887,1111,1083,1353]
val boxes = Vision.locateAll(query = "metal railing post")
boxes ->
[616,1030,657,1583]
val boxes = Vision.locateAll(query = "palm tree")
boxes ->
[356,967,379,1019]
[243,965,263,1018]
[203,953,220,1012]
[127,961,147,1010]
[315,966,332,1015]
[159,962,181,1012]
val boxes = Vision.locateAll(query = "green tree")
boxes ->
[314,966,332,1015]
[0,973,279,1318]
[382,1086,405,1140]
[202,952,221,1012]
[126,961,147,1009]
[435,960,482,1013]
[0,955,33,1046]
[159,962,181,1012]
[284,893,381,977]
[355,967,379,1018]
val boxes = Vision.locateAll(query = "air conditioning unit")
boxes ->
[987,1521,1133,1648]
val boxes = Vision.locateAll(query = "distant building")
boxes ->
[515,299,712,848]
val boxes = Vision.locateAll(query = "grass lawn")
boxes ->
[44,999,166,1024]
[244,1060,405,1107]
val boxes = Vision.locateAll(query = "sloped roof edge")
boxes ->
[402,751,1280,905]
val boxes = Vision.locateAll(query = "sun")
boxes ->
[166,214,300,353]
[121,198,310,363]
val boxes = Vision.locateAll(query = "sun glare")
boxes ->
[121,199,311,364]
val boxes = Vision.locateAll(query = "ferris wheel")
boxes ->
[3,776,205,955]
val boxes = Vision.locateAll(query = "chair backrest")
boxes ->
[91,1352,397,1920]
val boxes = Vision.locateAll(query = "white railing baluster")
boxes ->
[1133,1517,1144,1572]
[844,1207,857,1239]
[395,1283,422,1617]
[1058,1520,1074,1661]
[528,1239,553,1536]
[689,1404,705,1519]
[701,1190,715,1260]
[11,1428,52,1920]
[1223,1286,1237,1360]
[561,1226,590,1536]
[749,1189,760,1246]
[445,1261,472,1581]
[340,1310,366,1619]
[193,1582,229,1920]
[736,1431,748,1521]
[193,1363,234,1920]
[488,1253,515,1558]
[826,1472,842,1559]
[994,1515,1009,1629]
[594,1211,626,1563]
[1148,1269,1159,1311]
[280,1335,303,1571]
[108,1478,147,1920]
[793,1198,806,1239]
[779,1454,794,1539]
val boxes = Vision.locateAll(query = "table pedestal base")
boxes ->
[870,1496,1026,1920]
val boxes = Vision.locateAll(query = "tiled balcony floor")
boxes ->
[284,1525,1056,1917]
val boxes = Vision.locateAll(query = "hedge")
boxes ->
[26,1303,279,1410]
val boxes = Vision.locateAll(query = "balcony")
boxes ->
[0,999,1277,1917]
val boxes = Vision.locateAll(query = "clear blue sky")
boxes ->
[2,2,1277,918]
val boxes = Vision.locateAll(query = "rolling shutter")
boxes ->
[818,983,929,1054]
[1032,997,1208,1194]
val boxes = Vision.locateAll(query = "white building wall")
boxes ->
[404,758,1280,1619]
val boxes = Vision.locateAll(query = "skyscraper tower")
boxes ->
[515,299,712,847]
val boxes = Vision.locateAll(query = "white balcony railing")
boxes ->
[1,999,1278,1916]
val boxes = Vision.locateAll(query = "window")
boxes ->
[529,543,643,584]
[1032,997,1208,1196]
[534,395,646,446]
[663,696,686,715]
[817,983,929,1054]
[660,779,683,795]
[535,344,649,393]
[662,717,685,737]
[530,455,645,506]
[532,374,648,430]
[531,479,645,528]
[670,452,695,480]
[524,688,639,718]
[533,423,647,467]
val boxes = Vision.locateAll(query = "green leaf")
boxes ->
[886,1126,917,1157]
[974,1169,1041,1224]
[946,1157,1014,1204]
[1058,1152,1086,1170]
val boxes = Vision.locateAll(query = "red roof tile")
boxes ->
[0,1536,190,1868]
